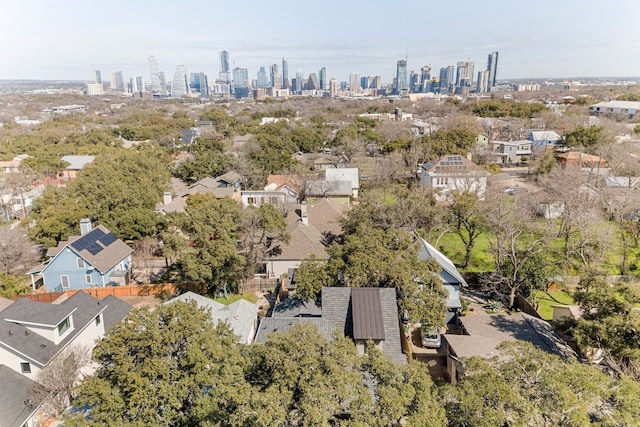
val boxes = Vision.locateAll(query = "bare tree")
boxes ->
[132,237,160,284]
[0,226,40,275]
[31,344,93,419]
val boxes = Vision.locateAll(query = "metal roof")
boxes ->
[351,288,385,340]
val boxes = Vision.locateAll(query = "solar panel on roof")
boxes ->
[86,242,103,255]
[98,233,117,246]
[71,235,91,251]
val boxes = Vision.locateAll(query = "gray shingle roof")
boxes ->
[0,292,129,367]
[254,317,333,343]
[272,297,322,318]
[0,365,47,427]
[100,295,132,332]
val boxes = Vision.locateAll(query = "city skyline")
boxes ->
[1,0,639,82]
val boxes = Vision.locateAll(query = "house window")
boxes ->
[21,362,31,374]
[57,317,71,335]
[77,258,85,269]
[60,275,70,288]
[95,314,101,326]
[86,275,92,284]
[247,197,256,205]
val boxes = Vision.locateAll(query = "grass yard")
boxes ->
[533,289,575,321]
[213,293,259,305]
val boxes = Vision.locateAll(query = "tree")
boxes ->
[327,221,447,328]
[131,237,160,284]
[294,255,332,300]
[238,204,290,280]
[0,226,39,274]
[165,194,245,294]
[572,272,640,380]
[31,344,92,419]
[563,125,608,150]
[441,341,640,426]
[65,302,248,426]
[447,191,485,269]
[0,272,31,298]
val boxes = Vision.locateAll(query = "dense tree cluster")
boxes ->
[64,302,640,426]
[462,99,547,119]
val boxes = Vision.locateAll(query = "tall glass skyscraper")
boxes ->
[282,57,289,89]
[148,55,161,92]
[395,60,408,93]
[171,64,189,97]
[487,51,499,87]
[218,50,231,83]
[319,67,327,90]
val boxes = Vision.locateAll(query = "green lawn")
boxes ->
[213,293,259,305]
[533,290,575,321]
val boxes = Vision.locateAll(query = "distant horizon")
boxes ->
[1,0,639,83]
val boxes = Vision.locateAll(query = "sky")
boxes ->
[1,0,639,83]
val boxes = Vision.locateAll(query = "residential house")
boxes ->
[256,287,406,364]
[293,152,349,171]
[555,151,607,170]
[0,292,131,426]
[30,219,133,292]
[164,292,258,344]
[0,154,29,173]
[325,167,359,198]
[178,128,200,145]
[60,155,95,181]
[264,199,343,278]
[156,174,241,214]
[305,180,353,207]
[491,140,532,164]
[417,238,467,324]
[420,155,489,202]
[265,174,303,204]
[444,312,576,384]
[240,190,287,211]
[529,130,561,152]
[589,100,640,119]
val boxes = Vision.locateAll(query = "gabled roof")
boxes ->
[325,168,359,190]
[421,155,487,175]
[351,288,385,340]
[445,313,576,359]
[61,155,95,170]
[272,297,322,318]
[265,174,302,193]
[44,225,132,274]
[0,365,47,427]
[254,317,334,343]
[529,130,561,141]
[215,171,242,186]
[417,238,467,287]
[0,292,130,367]
[164,292,258,344]
[306,180,353,197]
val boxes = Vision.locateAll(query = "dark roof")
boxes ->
[351,288,385,340]
[254,317,333,343]
[46,225,132,274]
[272,297,322,318]
[100,295,132,331]
[421,155,487,175]
[321,287,353,337]
[0,365,47,427]
[0,292,128,367]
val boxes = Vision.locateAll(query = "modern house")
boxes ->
[491,140,532,164]
[256,287,406,364]
[164,292,258,344]
[420,155,489,202]
[264,199,343,278]
[417,238,467,324]
[529,130,561,151]
[30,219,133,292]
[0,291,131,426]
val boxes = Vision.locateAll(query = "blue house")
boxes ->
[31,219,133,292]
[417,237,467,324]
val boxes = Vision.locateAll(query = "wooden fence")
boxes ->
[19,283,179,303]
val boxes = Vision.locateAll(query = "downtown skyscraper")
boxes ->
[282,57,290,89]
[218,50,231,84]
[487,51,499,88]
[171,64,189,97]
[395,60,408,94]
[148,54,161,92]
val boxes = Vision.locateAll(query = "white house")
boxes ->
[420,155,489,202]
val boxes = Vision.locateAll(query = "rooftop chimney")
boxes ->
[80,218,92,235]
[163,191,172,205]
[300,201,308,226]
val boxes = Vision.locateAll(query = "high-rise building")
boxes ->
[171,64,189,97]
[306,73,319,90]
[135,76,145,93]
[257,67,269,88]
[395,60,408,93]
[487,51,499,87]
[93,70,102,84]
[282,57,290,89]
[369,75,381,89]
[294,70,304,93]
[476,70,490,93]
[319,67,327,90]
[148,55,161,92]
[233,67,249,88]
[270,64,282,89]
[349,72,361,94]
[199,73,209,97]
[329,78,338,97]
[410,71,421,93]
[420,66,431,92]
[456,61,474,87]
[110,71,125,92]
[190,73,201,92]
[158,72,167,93]
[361,76,369,90]
[218,50,231,84]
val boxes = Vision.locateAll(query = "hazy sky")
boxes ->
[1,0,639,83]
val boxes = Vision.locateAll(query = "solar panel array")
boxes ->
[86,242,104,255]
[71,228,106,251]
[98,233,117,247]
